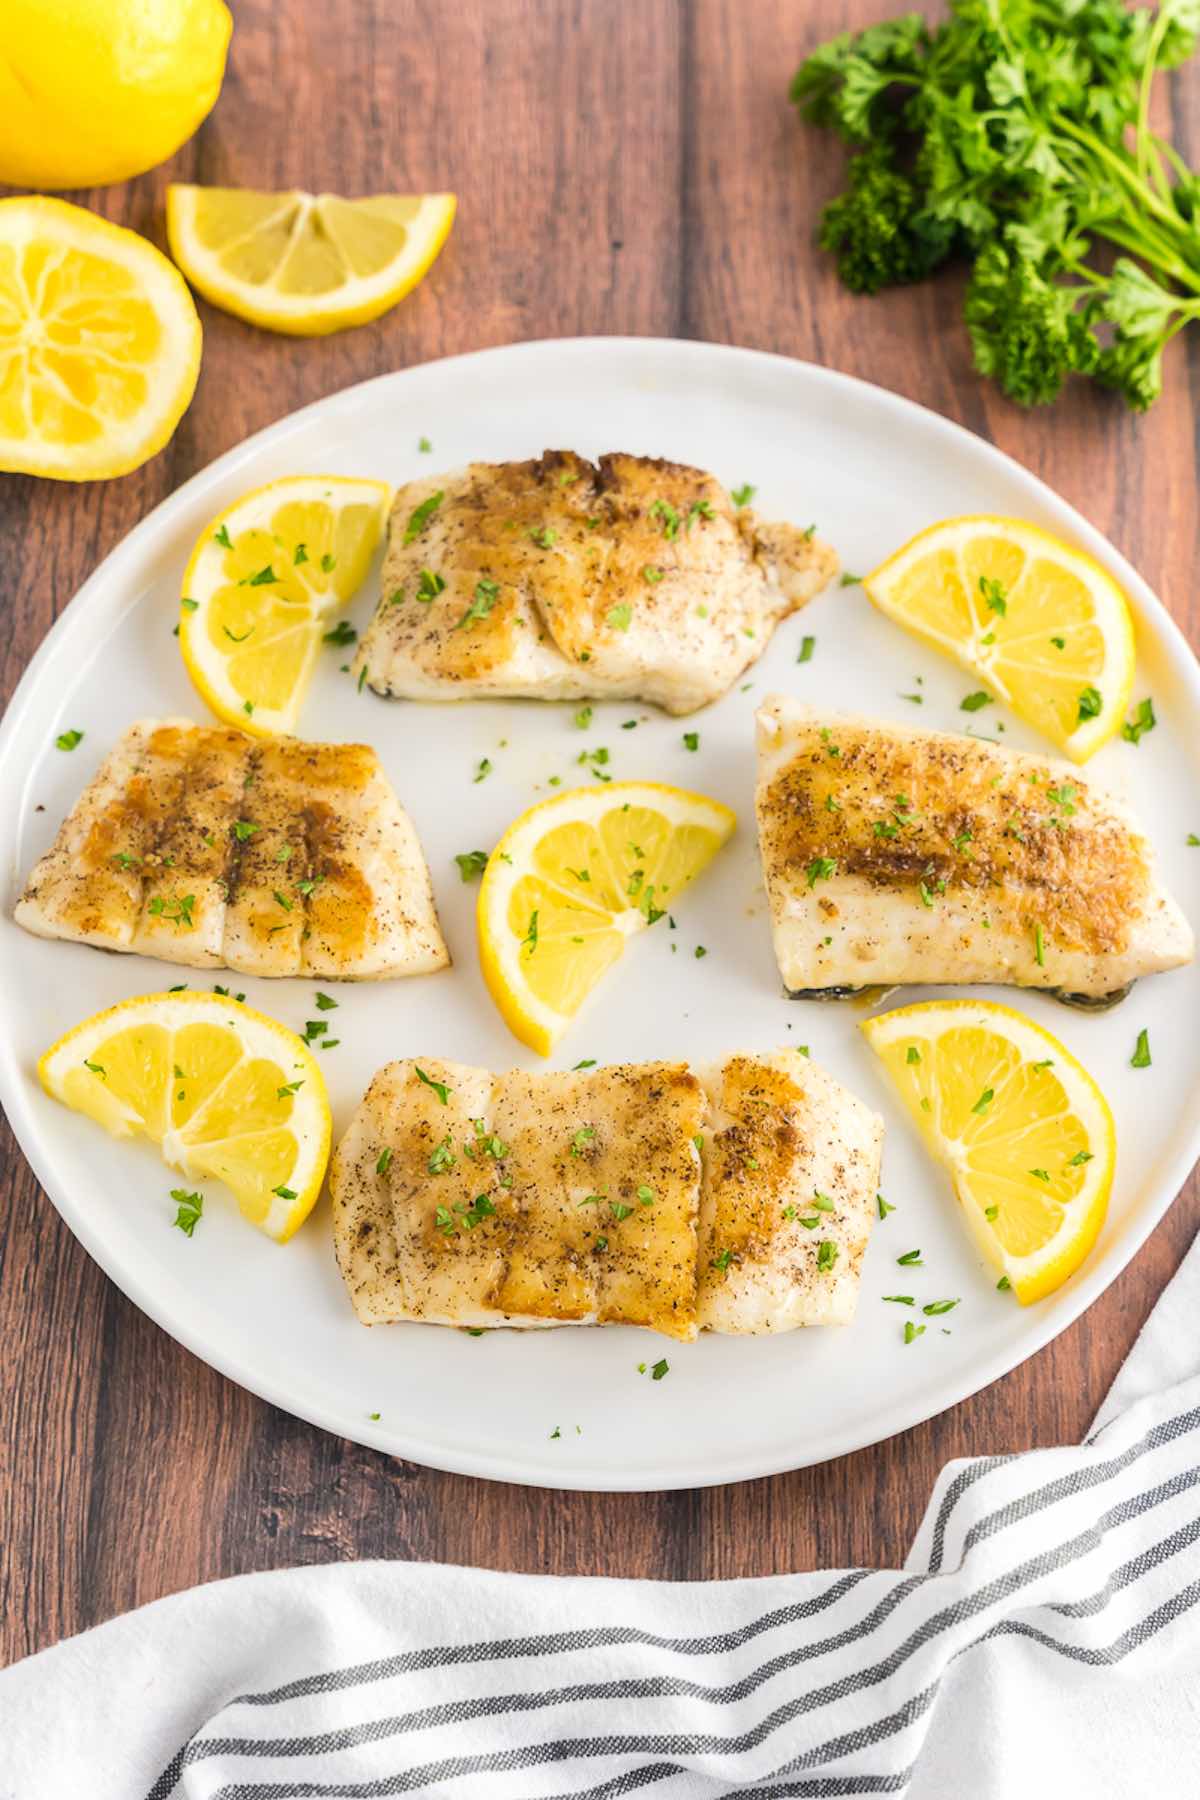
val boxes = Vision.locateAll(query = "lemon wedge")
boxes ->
[478,782,736,1055]
[39,990,331,1242]
[862,999,1114,1304]
[166,186,456,336]
[178,475,391,735]
[0,196,202,481]
[865,516,1136,762]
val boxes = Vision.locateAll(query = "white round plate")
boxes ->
[2,338,1198,1491]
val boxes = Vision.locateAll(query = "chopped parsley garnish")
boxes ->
[924,1299,959,1317]
[570,1127,595,1156]
[806,855,837,887]
[979,575,1007,615]
[376,1148,393,1175]
[415,1065,451,1104]
[320,552,336,573]
[294,543,308,565]
[642,564,664,584]
[903,1320,925,1345]
[520,910,539,956]
[404,490,444,542]
[797,635,816,664]
[214,523,233,548]
[711,1247,735,1274]
[419,436,432,453]
[246,565,277,586]
[1030,1168,1050,1182]
[906,1046,921,1064]
[897,1248,923,1266]
[528,526,557,549]
[877,1193,895,1219]
[816,1239,838,1272]
[997,1276,1012,1292]
[170,1188,203,1237]
[972,1087,994,1114]
[918,880,935,908]
[650,498,680,538]
[960,691,991,712]
[1076,685,1103,725]
[1068,1149,1093,1167]
[455,849,489,882]
[883,1295,914,1305]
[147,893,196,929]
[55,728,84,751]
[1034,923,1046,967]
[232,819,258,841]
[649,1358,669,1381]
[323,619,357,646]
[455,577,501,630]
[574,705,593,730]
[636,1184,655,1206]
[573,1059,597,1070]
[180,597,199,611]
[694,944,707,959]
[223,625,253,643]
[730,483,755,507]
[272,889,293,912]
[314,993,338,1010]
[416,567,446,601]
[473,757,492,783]
[606,603,632,631]
[682,731,699,751]
[83,1059,106,1079]
[428,1136,457,1174]
[1131,1028,1152,1069]
[1121,697,1156,744]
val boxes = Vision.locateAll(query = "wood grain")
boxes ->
[1,0,1197,1666]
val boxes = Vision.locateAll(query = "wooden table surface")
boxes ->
[2,0,1198,1669]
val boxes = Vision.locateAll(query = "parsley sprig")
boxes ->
[792,1,1200,410]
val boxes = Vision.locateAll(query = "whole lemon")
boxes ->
[0,0,233,190]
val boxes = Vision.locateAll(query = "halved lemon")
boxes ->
[0,196,202,481]
[39,990,331,1242]
[865,517,1136,763]
[862,999,1114,1304]
[479,782,736,1055]
[166,186,456,336]
[178,474,391,735]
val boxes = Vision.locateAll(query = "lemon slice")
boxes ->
[0,196,201,481]
[166,186,456,336]
[865,516,1136,763]
[478,782,736,1055]
[39,990,331,1242]
[862,1000,1114,1304]
[179,475,391,735]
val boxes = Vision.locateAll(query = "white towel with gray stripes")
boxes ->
[4,1234,1200,1800]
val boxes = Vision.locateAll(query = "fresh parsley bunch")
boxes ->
[791,0,1200,409]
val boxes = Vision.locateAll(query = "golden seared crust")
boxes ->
[354,452,838,715]
[330,1049,883,1340]
[755,697,1194,997]
[15,717,449,981]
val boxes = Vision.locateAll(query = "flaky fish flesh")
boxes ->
[353,451,837,715]
[756,696,1193,1004]
[16,718,448,981]
[332,1050,883,1340]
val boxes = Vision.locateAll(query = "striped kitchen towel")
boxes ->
[3,1235,1200,1799]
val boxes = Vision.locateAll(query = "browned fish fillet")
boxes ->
[331,1051,883,1340]
[15,717,448,980]
[756,696,1194,1002]
[353,451,838,714]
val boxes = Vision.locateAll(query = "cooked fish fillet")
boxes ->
[353,451,838,715]
[331,1051,882,1340]
[756,695,1194,1003]
[15,718,448,981]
